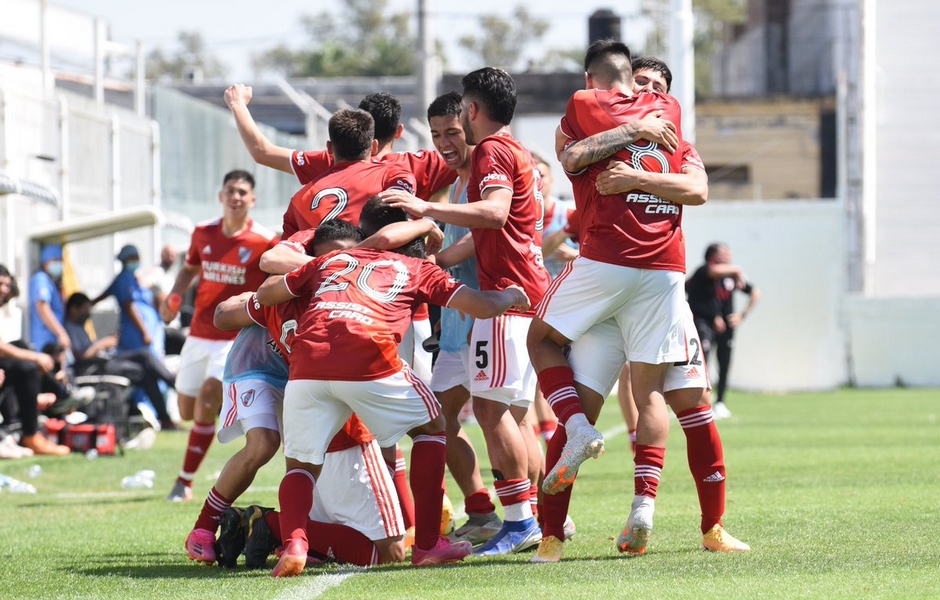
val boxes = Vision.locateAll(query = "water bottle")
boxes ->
[28,465,42,478]
[0,473,37,494]
[85,449,99,461]
[121,475,154,489]
[135,470,157,482]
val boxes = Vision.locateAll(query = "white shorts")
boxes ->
[310,440,405,541]
[429,348,470,393]
[176,337,233,397]
[217,378,284,444]
[468,314,536,407]
[282,367,440,464]
[568,304,709,398]
[537,257,687,364]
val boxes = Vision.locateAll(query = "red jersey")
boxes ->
[283,247,463,381]
[184,218,279,340]
[560,89,686,272]
[282,161,416,238]
[467,131,551,314]
[246,294,374,450]
[291,149,456,201]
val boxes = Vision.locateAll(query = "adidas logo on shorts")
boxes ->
[474,370,488,382]
[686,367,699,379]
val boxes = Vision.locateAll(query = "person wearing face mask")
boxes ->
[29,244,70,354]
[93,245,165,357]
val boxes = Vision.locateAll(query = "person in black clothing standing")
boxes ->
[686,243,760,419]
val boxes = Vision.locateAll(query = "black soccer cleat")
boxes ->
[216,507,248,568]
[244,505,279,570]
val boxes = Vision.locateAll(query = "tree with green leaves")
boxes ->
[145,31,227,82]
[252,0,416,77]
[457,6,551,70]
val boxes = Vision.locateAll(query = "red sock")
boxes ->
[177,420,215,486]
[494,478,531,522]
[464,488,496,515]
[387,448,415,530]
[539,419,558,442]
[529,484,539,518]
[193,486,233,533]
[634,445,666,499]
[541,425,573,539]
[278,469,315,545]
[410,433,447,551]
[307,521,381,566]
[537,366,583,424]
[677,405,726,532]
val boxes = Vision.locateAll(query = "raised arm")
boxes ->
[225,84,294,174]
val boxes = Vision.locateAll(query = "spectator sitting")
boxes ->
[0,263,70,456]
[65,292,178,430]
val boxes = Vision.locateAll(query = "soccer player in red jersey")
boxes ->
[160,170,279,503]
[225,85,456,201]
[190,219,412,569]
[381,68,551,557]
[256,198,531,575]
[527,39,694,556]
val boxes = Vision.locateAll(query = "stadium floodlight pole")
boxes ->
[669,0,695,143]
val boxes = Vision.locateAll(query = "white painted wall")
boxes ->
[682,200,848,392]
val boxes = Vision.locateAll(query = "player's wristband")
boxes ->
[167,293,183,312]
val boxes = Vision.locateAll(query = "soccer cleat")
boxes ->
[271,537,307,578]
[712,401,732,420]
[216,507,249,568]
[441,494,455,536]
[167,480,193,502]
[530,535,565,563]
[702,524,751,552]
[617,496,655,556]
[542,424,605,495]
[471,517,542,557]
[244,506,279,569]
[563,514,577,541]
[449,511,503,546]
[185,528,218,565]
[412,536,473,566]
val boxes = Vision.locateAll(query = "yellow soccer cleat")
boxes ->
[702,524,751,552]
[530,535,565,563]
[440,494,455,536]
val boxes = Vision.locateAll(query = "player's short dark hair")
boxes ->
[329,109,375,161]
[310,219,363,256]
[584,38,632,84]
[66,292,92,313]
[223,169,255,189]
[0,263,19,302]
[705,243,725,261]
[359,93,401,145]
[632,56,672,92]
[461,67,517,125]
[427,91,462,122]
[359,196,426,259]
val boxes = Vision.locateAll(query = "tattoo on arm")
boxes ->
[565,123,640,171]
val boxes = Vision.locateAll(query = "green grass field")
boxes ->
[2,388,938,600]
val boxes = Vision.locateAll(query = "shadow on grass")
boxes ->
[19,496,154,509]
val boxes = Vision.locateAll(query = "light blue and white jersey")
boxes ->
[439,181,479,353]
[222,325,289,386]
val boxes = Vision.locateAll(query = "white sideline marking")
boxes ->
[272,568,363,600]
